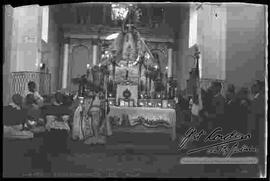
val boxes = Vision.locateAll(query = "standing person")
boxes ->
[248,80,265,173]
[206,81,225,130]
[24,81,44,106]
[234,87,250,133]
[224,84,237,132]
[83,91,106,145]
[191,90,203,127]
[248,81,265,144]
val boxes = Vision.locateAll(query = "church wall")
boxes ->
[3,5,42,104]
[225,4,266,90]
[177,4,266,94]
[11,5,42,72]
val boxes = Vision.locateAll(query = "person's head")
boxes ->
[55,92,63,104]
[12,94,23,107]
[211,81,222,95]
[28,81,36,92]
[226,84,235,100]
[25,94,36,105]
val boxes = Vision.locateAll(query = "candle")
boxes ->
[93,45,98,65]
[168,48,173,77]
[87,64,90,69]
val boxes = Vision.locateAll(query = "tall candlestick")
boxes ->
[168,48,173,78]
[93,44,98,65]
[62,43,69,89]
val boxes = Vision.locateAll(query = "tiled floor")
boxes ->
[3,131,260,178]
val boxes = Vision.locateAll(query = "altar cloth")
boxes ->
[106,106,176,140]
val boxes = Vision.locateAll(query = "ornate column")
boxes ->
[62,39,69,89]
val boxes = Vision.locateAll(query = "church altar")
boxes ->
[106,106,176,141]
[69,4,178,144]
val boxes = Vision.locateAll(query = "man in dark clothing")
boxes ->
[224,84,237,132]
[3,94,33,139]
[3,94,27,126]
[234,87,250,133]
[248,80,265,174]
[206,81,225,130]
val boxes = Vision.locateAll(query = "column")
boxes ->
[168,47,173,78]
[92,44,98,65]
[62,43,69,89]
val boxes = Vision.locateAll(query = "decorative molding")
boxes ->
[62,24,174,43]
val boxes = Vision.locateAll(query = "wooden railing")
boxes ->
[9,71,51,98]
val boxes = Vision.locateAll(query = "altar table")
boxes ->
[106,106,176,141]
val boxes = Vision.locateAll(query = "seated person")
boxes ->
[24,81,44,106]
[3,94,33,139]
[23,94,42,125]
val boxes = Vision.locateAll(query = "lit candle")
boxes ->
[87,64,90,69]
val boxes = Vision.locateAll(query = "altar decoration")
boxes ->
[106,106,176,140]
[116,83,138,106]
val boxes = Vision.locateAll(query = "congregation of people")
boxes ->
[3,81,75,154]
[177,80,265,151]
[3,79,265,157]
